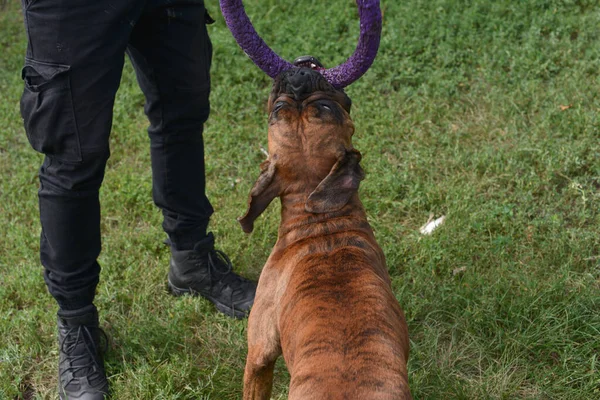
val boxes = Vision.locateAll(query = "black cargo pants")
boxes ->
[20,0,215,311]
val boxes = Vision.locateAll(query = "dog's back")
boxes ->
[277,230,411,400]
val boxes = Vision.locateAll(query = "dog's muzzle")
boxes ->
[277,67,333,100]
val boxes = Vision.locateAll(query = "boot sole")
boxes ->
[59,383,109,400]
[167,279,248,319]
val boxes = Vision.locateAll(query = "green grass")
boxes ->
[1,0,599,398]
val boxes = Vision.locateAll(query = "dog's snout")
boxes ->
[283,68,323,99]
[289,67,319,82]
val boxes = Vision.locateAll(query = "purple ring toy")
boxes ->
[219,0,382,88]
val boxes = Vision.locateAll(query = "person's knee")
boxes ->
[148,89,210,141]
[38,151,110,197]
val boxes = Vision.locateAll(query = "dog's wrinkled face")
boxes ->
[266,68,353,175]
[239,68,365,233]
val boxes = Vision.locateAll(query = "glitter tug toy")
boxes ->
[219,0,382,88]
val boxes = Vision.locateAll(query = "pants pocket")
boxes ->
[20,58,82,163]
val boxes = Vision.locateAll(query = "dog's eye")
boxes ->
[273,102,287,113]
[316,102,334,112]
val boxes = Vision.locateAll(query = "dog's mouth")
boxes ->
[293,55,325,71]
[272,69,335,103]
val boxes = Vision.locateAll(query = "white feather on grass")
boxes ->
[419,215,446,235]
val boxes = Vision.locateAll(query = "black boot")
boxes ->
[167,232,257,319]
[58,307,109,400]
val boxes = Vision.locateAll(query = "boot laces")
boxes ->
[204,249,251,299]
[60,325,108,387]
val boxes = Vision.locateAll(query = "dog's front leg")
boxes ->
[243,269,282,400]
[243,343,279,400]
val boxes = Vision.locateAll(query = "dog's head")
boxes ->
[239,67,364,233]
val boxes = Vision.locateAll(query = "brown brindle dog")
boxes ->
[239,67,412,400]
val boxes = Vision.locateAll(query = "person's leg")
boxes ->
[127,1,214,248]
[126,0,256,318]
[19,0,143,397]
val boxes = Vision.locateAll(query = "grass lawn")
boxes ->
[1,0,599,398]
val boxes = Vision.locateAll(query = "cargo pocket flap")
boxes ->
[20,58,81,163]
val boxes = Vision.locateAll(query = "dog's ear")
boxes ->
[305,149,365,214]
[238,160,280,233]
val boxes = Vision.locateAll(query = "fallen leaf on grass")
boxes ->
[559,104,572,111]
